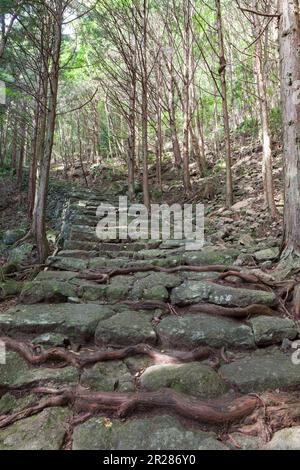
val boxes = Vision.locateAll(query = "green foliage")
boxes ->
[269,107,282,136]
[236,117,259,137]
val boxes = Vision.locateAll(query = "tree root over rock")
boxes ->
[1,337,213,368]
[78,265,238,283]
[122,300,276,318]
[238,392,300,442]
[188,303,276,318]
[0,387,260,429]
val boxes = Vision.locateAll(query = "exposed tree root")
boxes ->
[1,337,213,368]
[122,300,276,318]
[238,392,300,440]
[188,303,276,318]
[0,387,260,429]
[218,270,261,284]
[77,265,237,283]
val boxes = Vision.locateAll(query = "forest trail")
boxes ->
[0,186,300,450]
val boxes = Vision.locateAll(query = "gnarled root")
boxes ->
[122,301,276,318]
[188,303,276,318]
[1,337,212,368]
[0,387,260,429]
[78,265,236,283]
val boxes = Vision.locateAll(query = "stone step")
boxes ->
[0,303,115,342]
[219,348,300,393]
[72,415,229,450]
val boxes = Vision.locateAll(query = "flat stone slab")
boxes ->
[248,316,298,346]
[265,426,300,450]
[0,408,71,450]
[0,304,114,342]
[81,360,134,392]
[48,256,89,271]
[157,314,254,349]
[182,248,240,266]
[95,310,157,347]
[72,415,228,450]
[20,279,78,304]
[139,363,227,397]
[0,352,79,389]
[219,349,300,393]
[171,281,277,307]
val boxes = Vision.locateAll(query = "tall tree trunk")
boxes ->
[216,0,233,207]
[278,0,300,254]
[141,0,150,209]
[32,2,63,262]
[169,68,182,167]
[182,0,192,194]
[155,59,163,190]
[253,10,278,218]
[128,22,137,202]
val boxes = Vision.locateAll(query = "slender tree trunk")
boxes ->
[32,2,63,262]
[253,11,278,218]
[216,0,233,207]
[156,60,163,190]
[182,0,192,194]
[169,69,182,167]
[278,0,300,254]
[141,0,150,209]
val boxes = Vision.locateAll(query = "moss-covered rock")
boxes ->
[0,408,71,450]
[72,415,228,450]
[81,360,134,392]
[171,281,277,307]
[139,363,227,397]
[157,314,255,349]
[248,316,298,346]
[219,349,300,393]
[0,280,23,299]
[95,310,157,347]
[20,280,77,304]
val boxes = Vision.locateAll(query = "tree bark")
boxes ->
[32,1,63,262]
[182,0,192,194]
[216,0,233,207]
[278,0,300,254]
[253,7,278,218]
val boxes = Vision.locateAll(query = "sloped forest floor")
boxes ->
[0,137,300,450]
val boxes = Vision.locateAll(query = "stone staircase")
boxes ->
[0,187,300,450]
